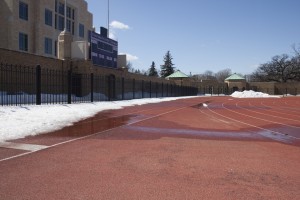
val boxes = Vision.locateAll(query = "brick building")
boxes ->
[0,0,93,59]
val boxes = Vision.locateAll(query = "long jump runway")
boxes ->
[1,96,300,199]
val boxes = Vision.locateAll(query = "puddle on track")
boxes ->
[10,113,143,145]
[125,126,296,145]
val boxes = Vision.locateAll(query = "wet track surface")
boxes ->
[6,96,300,147]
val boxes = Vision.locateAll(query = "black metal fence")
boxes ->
[0,63,198,106]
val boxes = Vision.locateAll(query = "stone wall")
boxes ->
[0,48,177,85]
[0,48,67,70]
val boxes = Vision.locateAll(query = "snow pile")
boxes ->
[0,97,195,142]
[231,90,280,98]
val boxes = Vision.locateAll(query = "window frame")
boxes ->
[45,9,53,26]
[44,37,53,55]
[79,23,85,38]
[58,16,64,31]
[19,32,28,51]
[19,1,28,21]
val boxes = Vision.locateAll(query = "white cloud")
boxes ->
[124,53,139,61]
[110,21,130,30]
[108,20,130,39]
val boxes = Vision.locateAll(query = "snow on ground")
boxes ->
[0,97,196,142]
[231,90,281,98]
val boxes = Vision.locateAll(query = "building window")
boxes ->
[72,22,75,35]
[67,6,71,18]
[19,33,28,51]
[58,16,64,31]
[58,2,64,15]
[19,2,28,21]
[55,0,58,12]
[66,19,71,32]
[55,15,57,29]
[79,24,84,38]
[45,38,53,55]
[55,2,75,34]
[54,40,58,57]
[45,9,52,26]
[72,9,75,20]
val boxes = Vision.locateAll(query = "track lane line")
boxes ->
[235,101,300,124]
[222,102,300,129]
[205,102,300,140]
[261,101,300,114]
[249,102,300,120]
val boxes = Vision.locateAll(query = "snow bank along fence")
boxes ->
[0,63,198,106]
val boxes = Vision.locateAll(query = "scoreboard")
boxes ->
[90,31,118,68]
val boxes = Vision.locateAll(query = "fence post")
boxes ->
[132,79,135,99]
[142,80,144,98]
[155,82,159,98]
[91,73,94,102]
[68,70,72,104]
[161,82,164,97]
[36,65,41,105]
[122,77,124,100]
[150,81,152,98]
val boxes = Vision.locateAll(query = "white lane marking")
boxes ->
[261,101,300,114]
[205,102,300,140]
[199,106,233,125]
[0,102,194,162]
[223,102,300,129]
[249,102,300,120]
[235,101,300,123]
[0,142,48,151]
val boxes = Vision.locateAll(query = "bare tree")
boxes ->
[202,70,216,80]
[215,68,232,82]
[252,54,300,82]
[292,43,300,56]
[126,61,134,73]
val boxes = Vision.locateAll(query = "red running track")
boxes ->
[0,96,300,199]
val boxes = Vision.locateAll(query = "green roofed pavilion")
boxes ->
[166,70,189,79]
[225,73,245,81]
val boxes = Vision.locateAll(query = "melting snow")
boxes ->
[231,90,280,98]
[0,97,195,142]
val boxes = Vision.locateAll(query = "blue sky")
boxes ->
[86,0,300,75]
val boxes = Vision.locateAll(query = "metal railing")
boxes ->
[0,63,198,106]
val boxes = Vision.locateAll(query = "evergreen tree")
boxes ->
[148,61,158,77]
[160,51,175,78]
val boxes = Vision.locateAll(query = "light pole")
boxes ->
[64,0,67,32]
[107,0,110,37]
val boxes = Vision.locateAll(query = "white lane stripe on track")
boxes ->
[223,102,300,129]
[0,102,195,163]
[249,102,300,120]
[261,101,300,114]
[0,142,48,151]
[235,101,300,123]
[206,103,300,140]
